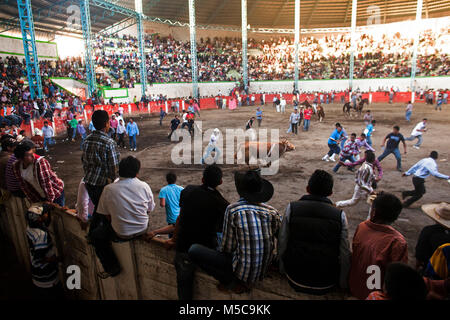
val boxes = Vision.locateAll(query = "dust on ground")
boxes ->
[47,102,450,265]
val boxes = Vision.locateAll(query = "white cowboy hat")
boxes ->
[34,128,42,136]
[213,128,220,135]
[421,202,450,229]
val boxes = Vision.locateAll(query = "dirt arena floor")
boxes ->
[47,102,450,266]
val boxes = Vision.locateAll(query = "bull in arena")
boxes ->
[235,138,295,165]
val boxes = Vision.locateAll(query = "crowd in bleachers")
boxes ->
[2,25,449,89]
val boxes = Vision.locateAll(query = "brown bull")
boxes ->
[235,138,295,164]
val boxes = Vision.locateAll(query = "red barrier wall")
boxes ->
[11,91,446,137]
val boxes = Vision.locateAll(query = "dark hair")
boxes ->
[360,133,366,138]
[335,122,341,127]
[92,110,109,131]
[203,165,222,188]
[430,151,438,159]
[393,125,400,131]
[166,172,177,184]
[423,118,427,121]
[365,150,376,163]
[384,262,427,300]
[44,121,48,125]
[372,120,376,124]
[1,137,17,150]
[351,133,357,138]
[13,139,36,159]
[372,191,402,224]
[118,156,141,178]
[308,169,333,197]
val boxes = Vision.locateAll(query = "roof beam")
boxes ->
[272,0,291,27]
[207,0,231,24]
[306,0,320,28]
[344,0,351,23]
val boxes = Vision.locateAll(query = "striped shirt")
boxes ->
[220,199,282,284]
[5,154,21,193]
[341,139,359,157]
[355,162,375,193]
[82,130,120,186]
[26,227,59,288]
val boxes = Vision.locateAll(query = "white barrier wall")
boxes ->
[51,78,88,99]
[51,76,450,101]
[0,34,58,60]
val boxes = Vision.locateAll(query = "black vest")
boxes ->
[282,195,342,288]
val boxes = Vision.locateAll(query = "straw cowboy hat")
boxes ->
[422,202,450,229]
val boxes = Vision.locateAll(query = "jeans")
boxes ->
[174,251,196,300]
[303,119,310,131]
[80,133,86,150]
[202,145,221,164]
[257,119,262,127]
[340,138,347,149]
[43,137,55,151]
[188,244,234,286]
[405,135,422,147]
[118,133,125,147]
[333,155,354,173]
[327,143,340,157]
[377,147,402,170]
[405,110,412,121]
[71,127,77,139]
[403,177,426,207]
[53,190,65,207]
[129,135,137,149]
[291,123,298,135]
[336,185,368,208]
[85,183,121,276]
[366,136,372,147]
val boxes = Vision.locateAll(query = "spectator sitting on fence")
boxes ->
[12,139,65,207]
[25,203,64,300]
[145,172,183,240]
[349,192,407,299]
[414,202,450,274]
[188,169,281,294]
[167,165,229,300]
[278,169,351,295]
[97,156,155,241]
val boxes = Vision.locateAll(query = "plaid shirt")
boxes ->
[220,199,282,284]
[340,139,359,157]
[82,130,120,186]
[13,154,64,203]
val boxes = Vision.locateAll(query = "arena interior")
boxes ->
[0,0,450,306]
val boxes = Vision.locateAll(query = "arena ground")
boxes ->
[48,102,450,265]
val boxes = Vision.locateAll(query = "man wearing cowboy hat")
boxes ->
[416,202,450,272]
[189,170,281,293]
[402,151,450,208]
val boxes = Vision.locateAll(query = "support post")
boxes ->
[241,0,248,89]
[349,0,357,91]
[410,0,423,103]
[188,0,198,99]
[16,0,43,99]
[294,0,300,93]
[137,14,147,98]
[135,0,147,98]
[80,0,96,98]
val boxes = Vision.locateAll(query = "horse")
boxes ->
[343,98,369,117]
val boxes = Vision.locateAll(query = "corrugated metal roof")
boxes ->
[0,0,449,38]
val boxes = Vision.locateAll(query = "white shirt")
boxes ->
[97,177,155,237]
[411,121,426,136]
[280,99,286,106]
[118,106,124,115]
[208,133,218,147]
[406,103,413,112]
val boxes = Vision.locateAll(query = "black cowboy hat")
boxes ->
[234,169,274,203]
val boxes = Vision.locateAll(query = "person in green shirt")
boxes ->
[69,117,78,141]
